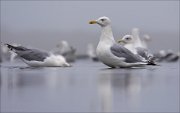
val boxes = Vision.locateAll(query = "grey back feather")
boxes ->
[18,49,49,61]
[10,45,49,61]
[110,44,145,63]
[136,47,149,60]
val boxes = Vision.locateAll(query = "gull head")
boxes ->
[56,40,68,48]
[118,35,134,44]
[143,34,151,42]
[89,16,111,27]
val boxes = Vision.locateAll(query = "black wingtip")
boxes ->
[4,43,9,46]
[147,62,158,66]
[147,56,159,66]
[4,43,14,50]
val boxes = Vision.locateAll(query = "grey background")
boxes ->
[1,1,179,54]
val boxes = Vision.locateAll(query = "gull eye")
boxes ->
[126,37,131,40]
[101,19,105,21]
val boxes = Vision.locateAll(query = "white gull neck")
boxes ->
[100,25,115,44]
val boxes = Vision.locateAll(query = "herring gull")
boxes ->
[89,16,149,68]
[5,44,70,67]
[118,34,156,65]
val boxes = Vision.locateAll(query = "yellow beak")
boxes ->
[118,39,125,44]
[89,20,97,24]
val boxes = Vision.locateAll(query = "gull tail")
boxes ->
[63,62,71,67]
[4,43,15,51]
[147,56,158,65]
[4,43,28,52]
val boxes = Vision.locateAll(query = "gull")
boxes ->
[119,28,148,54]
[89,16,149,68]
[165,51,180,62]
[154,50,180,62]
[87,43,99,61]
[121,28,151,54]
[51,40,76,62]
[5,44,70,67]
[118,34,156,65]
[118,35,152,59]
[131,28,144,48]
[142,34,151,49]
[118,35,139,54]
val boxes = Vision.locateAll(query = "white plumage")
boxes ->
[5,44,70,67]
[89,16,148,68]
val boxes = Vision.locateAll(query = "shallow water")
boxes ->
[0,60,179,112]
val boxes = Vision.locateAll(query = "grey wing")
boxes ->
[136,47,149,60]
[17,49,49,61]
[110,44,144,63]
[6,44,29,51]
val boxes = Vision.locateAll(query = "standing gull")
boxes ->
[5,44,70,67]
[89,16,149,68]
[131,28,144,48]
[142,34,151,49]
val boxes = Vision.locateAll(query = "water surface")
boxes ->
[0,60,179,112]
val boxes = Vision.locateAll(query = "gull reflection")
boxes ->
[2,68,47,90]
[98,68,155,112]
[98,72,113,112]
[1,67,77,93]
[44,68,75,90]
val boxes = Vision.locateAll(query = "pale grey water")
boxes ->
[0,60,179,112]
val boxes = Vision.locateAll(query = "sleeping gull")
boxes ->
[154,50,180,62]
[89,16,149,68]
[118,34,156,65]
[5,44,70,67]
[165,51,180,62]
[51,40,76,62]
